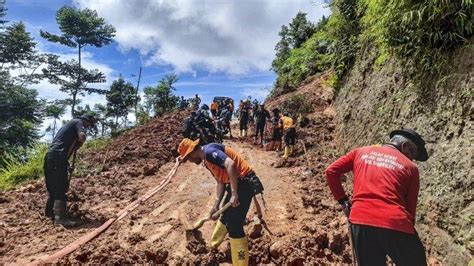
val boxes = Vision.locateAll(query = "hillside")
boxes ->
[333,40,473,264]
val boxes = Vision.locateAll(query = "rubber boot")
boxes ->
[44,197,54,220]
[53,200,77,227]
[289,145,294,155]
[210,220,228,249]
[281,146,290,159]
[230,237,249,266]
[244,130,247,137]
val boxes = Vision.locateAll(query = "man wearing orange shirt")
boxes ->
[178,138,264,266]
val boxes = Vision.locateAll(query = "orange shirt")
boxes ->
[211,102,218,110]
[203,143,252,184]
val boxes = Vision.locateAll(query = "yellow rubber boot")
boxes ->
[210,220,228,249]
[289,145,294,155]
[230,237,249,266]
[281,146,290,159]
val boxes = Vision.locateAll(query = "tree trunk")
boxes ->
[52,118,57,139]
[71,91,77,117]
[74,44,82,117]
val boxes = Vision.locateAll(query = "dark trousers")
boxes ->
[240,118,248,130]
[220,178,254,238]
[352,224,427,266]
[44,151,70,201]
[255,123,265,138]
[284,127,296,146]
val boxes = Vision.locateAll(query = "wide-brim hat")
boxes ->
[390,128,428,161]
[177,138,200,160]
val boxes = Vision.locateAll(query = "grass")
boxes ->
[0,143,48,190]
[0,137,112,191]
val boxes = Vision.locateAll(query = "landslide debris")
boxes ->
[0,111,189,263]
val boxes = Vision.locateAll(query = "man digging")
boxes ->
[325,128,429,265]
[178,138,264,266]
[43,115,96,227]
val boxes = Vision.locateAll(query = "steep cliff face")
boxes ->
[333,41,473,263]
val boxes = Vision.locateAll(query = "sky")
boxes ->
[4,0,330,136]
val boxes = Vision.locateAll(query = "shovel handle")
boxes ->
[192,201,232,230]
[210,201,232,219]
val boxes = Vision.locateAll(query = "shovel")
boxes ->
[185,201,232,242]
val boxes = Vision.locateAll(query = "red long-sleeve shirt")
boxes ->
[325,145,420,234]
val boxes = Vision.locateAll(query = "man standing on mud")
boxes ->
[280,111,296,158]
[177,138,264,266]
[253,104,270,147]
[43,115,96,227]
[325,128,429,265]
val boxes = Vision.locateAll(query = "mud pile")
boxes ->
[0,111,189,263]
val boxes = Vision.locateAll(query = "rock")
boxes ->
[269,241,285,259]
[142,163,157,176]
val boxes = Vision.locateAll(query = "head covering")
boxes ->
[177,138,200,160]
[201,104,209,111]
[389,128,428,161]
[78,114,96,124]
[283,111,289,116]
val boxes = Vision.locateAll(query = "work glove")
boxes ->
[338,197,351,218]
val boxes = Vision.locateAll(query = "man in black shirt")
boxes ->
[44,115,96,227]
[253,104,270,147]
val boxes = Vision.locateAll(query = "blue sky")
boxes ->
[5,0,330,133]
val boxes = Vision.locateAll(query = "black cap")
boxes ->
[79,114,96,124]
[390,128,428,161]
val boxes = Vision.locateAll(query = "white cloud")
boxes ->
[75,0,330,75]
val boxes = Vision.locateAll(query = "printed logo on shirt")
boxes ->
[212,152,218,159]
[360,151,405,170]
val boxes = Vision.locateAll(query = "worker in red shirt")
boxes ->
[325,128,429,266]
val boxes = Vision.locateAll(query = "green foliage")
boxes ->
[280,94,314,117]
[0,143,47,190]
[41,5,115,116]
[0,78,43,163]
[40,6,116,49]
[0,22,36,67]
[0,0,7,27]
[270,0,473,95]
[271,12,319,91]
[41,55,107,117]
[144,74,180,117]
[106,77,137,128]
[135,103,152,125]
[44,100,67,138]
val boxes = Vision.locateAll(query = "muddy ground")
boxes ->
[0,77,444,264]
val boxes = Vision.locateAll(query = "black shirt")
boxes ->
[49,119,85,156]
[254,109,270,125]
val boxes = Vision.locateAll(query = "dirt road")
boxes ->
[1,135,352,264]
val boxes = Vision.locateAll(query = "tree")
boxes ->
[143,74,180,117]
[0,77,43,158]
[93,103,110,137]
[42,54,106,117]
[288,12,315,49]
[0,21,47,86]
[44,100,67,138]
[106,77,137,127]
[41,6,116,116]
[0,0,7,28]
